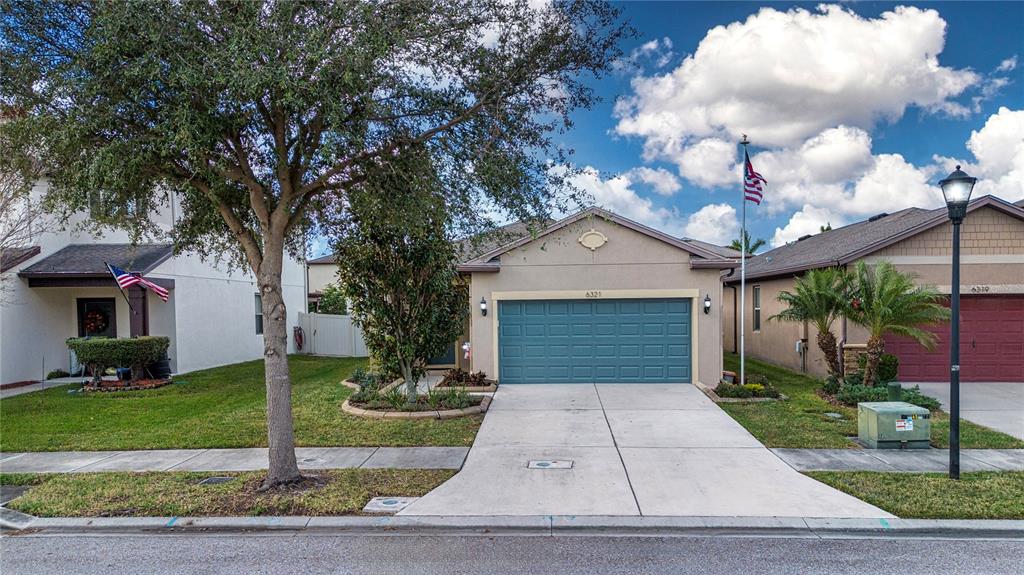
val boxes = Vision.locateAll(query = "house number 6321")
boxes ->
[585,291,602,298]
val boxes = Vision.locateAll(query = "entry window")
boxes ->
[752,286,761,332]
[255,294,263,335]
[77,298,117,337]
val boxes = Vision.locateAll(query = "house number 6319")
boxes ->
[585,291,602,298]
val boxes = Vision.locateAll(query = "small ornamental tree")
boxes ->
[730,230,766,255]
[316,283,347,316]
[335,149,468,401]
[770,267,850,378]
[2,1,627,488]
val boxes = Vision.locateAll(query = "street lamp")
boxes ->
[938,165,977,480]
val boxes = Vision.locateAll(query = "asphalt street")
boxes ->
[2,533,1022,575]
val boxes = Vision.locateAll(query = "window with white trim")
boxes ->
[752,285,761,332]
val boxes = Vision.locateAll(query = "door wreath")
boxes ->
[83,309,109,334]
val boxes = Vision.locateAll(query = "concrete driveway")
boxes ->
[400,384,891,518]
[910,382,1024,440]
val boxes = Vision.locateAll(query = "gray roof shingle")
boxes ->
[19,243,173,276]
[1,246,41,273]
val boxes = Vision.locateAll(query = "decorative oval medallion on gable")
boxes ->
[578,229,608,251]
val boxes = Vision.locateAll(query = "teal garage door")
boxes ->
[498,298,692,384]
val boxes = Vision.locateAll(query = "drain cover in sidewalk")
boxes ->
[527,459,573,469]
[363,496,418,514]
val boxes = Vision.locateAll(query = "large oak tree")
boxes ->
[1,0,627,487]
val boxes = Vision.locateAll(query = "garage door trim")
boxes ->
[491,289,700,384]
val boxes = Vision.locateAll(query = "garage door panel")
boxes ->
[887,295,1024,382]
[499,298,692,384]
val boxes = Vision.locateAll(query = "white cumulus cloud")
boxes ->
[996,56,1018,72]
[568,166,687,235]
[614,4,979,181]
[771,205,847,247]
[624,166,682,196]
[683,203,738,245]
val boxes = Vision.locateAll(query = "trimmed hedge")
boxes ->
[66,336,170,382]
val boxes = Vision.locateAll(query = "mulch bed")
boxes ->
[83,378,173,392]
[348,395,484,413]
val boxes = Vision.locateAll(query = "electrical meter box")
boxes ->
[857,401,931,449]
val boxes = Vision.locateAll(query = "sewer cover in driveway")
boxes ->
[527,460,573,469]
[363,496,418,514]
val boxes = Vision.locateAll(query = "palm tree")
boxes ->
[730,230,766,255]
[770,267,849,378]
[846,261,950,387]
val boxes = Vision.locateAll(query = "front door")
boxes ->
[77,298,117,338]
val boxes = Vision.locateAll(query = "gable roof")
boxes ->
[18,243,174,277]
[1016,198,1024,208]
[681,238,742,259]
[457,206,738,272]
[730,195,1024,282]
[455,219,552,263]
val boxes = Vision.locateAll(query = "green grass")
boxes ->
[3,469,454,517]
[720,353,1024,449]
[807,471,1024,519]
[0,355,482,452]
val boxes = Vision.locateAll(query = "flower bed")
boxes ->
[696,373,786,404]
[435,368,497,392]
[341,369,489,420]
[83,378,173,392]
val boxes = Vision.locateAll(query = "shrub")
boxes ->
[46,369,70,380]
[440,368,493,387]
[715,384,752,398]
[745,373,768,385]
[857,353,899,385]
[834,384,941,411]
[349,368,387,392]
[743,383,765,394]
[843,372,864,387]
[66,336,170,382]
[822,375,841,395]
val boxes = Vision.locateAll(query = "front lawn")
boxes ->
[0,355,482,452]
[807,471,1024,519]
[2,469,453,517]
[719,353,1024,449]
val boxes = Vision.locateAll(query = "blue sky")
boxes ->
[556,1,1024,248]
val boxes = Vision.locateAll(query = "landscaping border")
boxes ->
[340,377,491,420]
[695,380,787,404]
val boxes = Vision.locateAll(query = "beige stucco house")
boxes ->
[456,207,738,385]
[724,195,1024,383]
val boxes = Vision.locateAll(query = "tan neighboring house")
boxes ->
[724,195,1024,383]
[456,207,738,385]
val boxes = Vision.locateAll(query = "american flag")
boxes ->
[107,263,170,302]
[744,150,767,204]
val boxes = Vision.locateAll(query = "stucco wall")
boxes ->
[307,263,338,295]
[467,216,724,385]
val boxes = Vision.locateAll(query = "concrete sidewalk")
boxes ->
[0,447,468,473]
[773,448,1024,472]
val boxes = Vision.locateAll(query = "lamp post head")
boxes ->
[939,165,977,223]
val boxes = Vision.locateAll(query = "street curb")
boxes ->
[6,514,1024,539]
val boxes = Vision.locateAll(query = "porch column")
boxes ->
[128,285,149,337]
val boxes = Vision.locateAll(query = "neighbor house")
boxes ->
[723,195,1024,382]
[0,180,305,385]
[455,207,738,385]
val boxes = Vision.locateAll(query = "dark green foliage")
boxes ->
[858,353,899,385]
[716,382,781,399]
[822,375,841,395]
[317,284,347,316]
[729,230,765,255]
[834,384,941,411]
[348,368,387,392]
[335,148,469,400]
[349,385,481,412]
[843,372,865,387]
[66,337,170,382]
[45,369,70,380]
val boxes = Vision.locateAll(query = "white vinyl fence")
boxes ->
[297,312,368,357]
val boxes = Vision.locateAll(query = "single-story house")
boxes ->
[0,183,305,385]
[454,207,738,385]
[723,195,1024,382]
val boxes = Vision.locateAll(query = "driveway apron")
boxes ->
[399,384,892,518]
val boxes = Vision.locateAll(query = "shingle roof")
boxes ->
[1,246,41,273]
[455,219,551,263]
[681,238,742,259]
[731,195,1024,282]
[18,243,173,276]
[1016,198,1024,208]
[307,253,336,265]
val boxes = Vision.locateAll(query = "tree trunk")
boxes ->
[401,360,417,403]
[863,335,885,388]
[257,245,301,489]
[816,330,843,378]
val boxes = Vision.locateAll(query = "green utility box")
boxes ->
[857,401,931,449]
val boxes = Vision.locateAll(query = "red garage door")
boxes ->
[885,295,1024,382]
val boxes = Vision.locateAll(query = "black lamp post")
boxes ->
[938,165,977,480]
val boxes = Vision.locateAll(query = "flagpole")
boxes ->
[739,135,749,388]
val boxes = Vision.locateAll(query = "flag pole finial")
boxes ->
[740,134,749,146]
